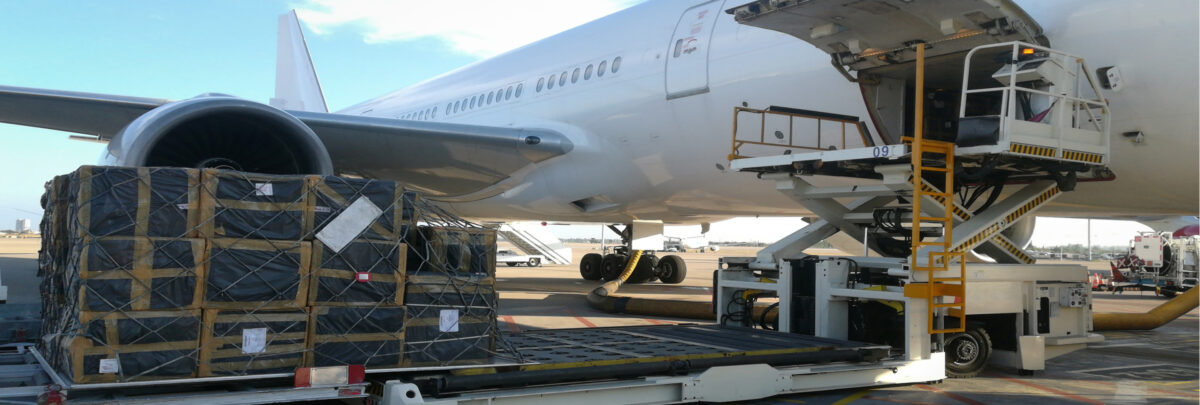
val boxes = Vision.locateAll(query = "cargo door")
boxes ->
[726,0,1046,72]
[666,0,725,99]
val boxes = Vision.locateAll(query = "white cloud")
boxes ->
[294,0,642,57]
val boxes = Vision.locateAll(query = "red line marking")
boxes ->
[563,308,597,327]
[1075,380,1199,399]
[988,375,1104,405]
[499,315,521,333]
[646,319,670,325]
[915,384,986,405]
[863,394,940,405]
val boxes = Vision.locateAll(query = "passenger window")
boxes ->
[446,103,452,114]
[515,83,523,97]
[598,61,607,77]
[674,39,683,58]
[537,78,545,92]
[572,68,580,83]
[488,92,494,104]
[559,72,567,87]
[584,64,593,80]
[506,86,513,100]
[470,97,476,109]
[454,101,460,113]
[548,74,556,89]
[432,106,437,118]
[612,56,621,73]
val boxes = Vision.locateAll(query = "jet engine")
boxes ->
[100,95,334,175]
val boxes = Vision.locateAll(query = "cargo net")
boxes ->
[37,166,518,384]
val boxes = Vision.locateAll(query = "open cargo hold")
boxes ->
[36,166,509,384]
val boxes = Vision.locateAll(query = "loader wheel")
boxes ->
[657,255,687,284]
[579,253,602,280]
[601,254,628,281]
[945,327,992,378]
[528,258,541,267]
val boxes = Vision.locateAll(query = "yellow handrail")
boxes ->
[728,107,869,160]
[907,43,966,335]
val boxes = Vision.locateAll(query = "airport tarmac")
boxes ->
[2,239,1196,403]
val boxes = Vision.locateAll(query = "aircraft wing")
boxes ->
[0,85,572,197]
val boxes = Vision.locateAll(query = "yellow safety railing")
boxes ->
[905,43,966,335]
[728,107,869,160]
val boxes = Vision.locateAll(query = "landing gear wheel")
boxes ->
[626,255,659,284]
[579,253,603,281]
[601,254,628,281]
[528,258,541,267]
[656,255,687,284]
[944,327,992,378]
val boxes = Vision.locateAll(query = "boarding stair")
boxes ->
[497,222,573,265]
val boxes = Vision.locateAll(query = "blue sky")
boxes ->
[0,1,1156,246]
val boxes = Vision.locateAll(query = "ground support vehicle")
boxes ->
[496,249,545,267]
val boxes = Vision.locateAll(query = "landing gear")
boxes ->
[600,253,628,281]
[579,253,603,280]
[656,255,687,284]
[944,327,992,378]
[626,255,659,284]
[576,222,687,284]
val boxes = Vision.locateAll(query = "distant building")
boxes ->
[15,219,31,233]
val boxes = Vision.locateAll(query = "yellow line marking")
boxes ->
[778,399,807,404]
[833,389,873,405]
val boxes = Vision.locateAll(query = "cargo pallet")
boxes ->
[1,325,909,404]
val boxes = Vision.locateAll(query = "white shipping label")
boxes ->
[98,358,119,374]
[254,182,274,196]
[439,309,460,333]
[242,327,268,354]
[315,197,383,253]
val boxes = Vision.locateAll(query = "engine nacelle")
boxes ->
[101,95,333,175]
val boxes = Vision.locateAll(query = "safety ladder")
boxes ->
[906,44,965,335]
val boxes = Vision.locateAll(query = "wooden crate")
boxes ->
[310,240,406,306]
[310,176,414,241]
[198,308,309,376]
[407,226,497,276]
[403,304,496,367]
[198,169,312,241]
[73,237,207,311]
[55,310,202,384]
[203,238,311,309]
[307,306,407,368]
[69,166,201,239]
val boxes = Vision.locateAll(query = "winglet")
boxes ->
[270,10,328,113]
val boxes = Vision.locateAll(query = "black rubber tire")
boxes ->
[505,262,517,267]
[601,254,628,281]
[579,253,603,280]
[945,327,992,378]
[656,255,687,284]
[626,255,659,284]
[1161,289,1177,298]
[528,258,541,267]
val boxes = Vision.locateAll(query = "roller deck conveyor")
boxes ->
[394,324,893,396]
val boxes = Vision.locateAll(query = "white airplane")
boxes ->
[1,0,1196,282]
